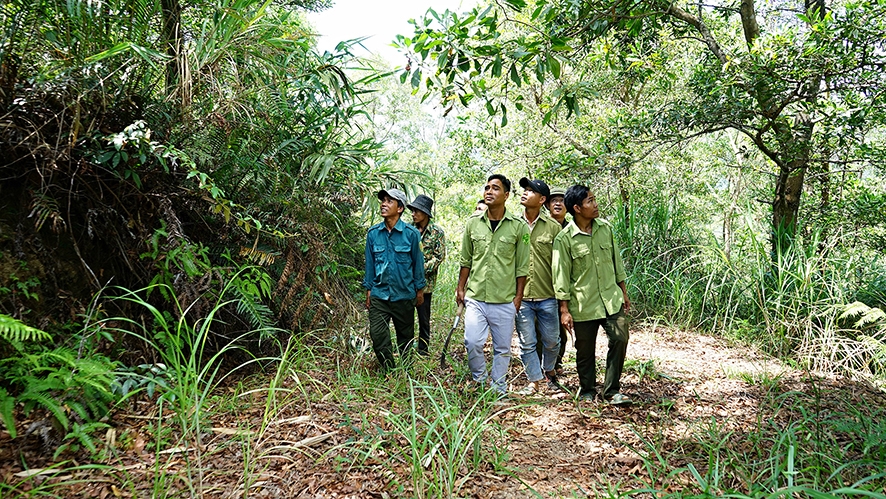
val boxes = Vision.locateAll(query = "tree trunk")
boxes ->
[771,157,807,254]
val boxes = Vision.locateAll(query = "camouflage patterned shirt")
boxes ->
[416,222,446,294]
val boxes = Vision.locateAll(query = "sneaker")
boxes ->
[607,393,632,406]
[515,381,538,396]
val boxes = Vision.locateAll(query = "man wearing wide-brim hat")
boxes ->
[407,194,446,356]
[363,188,426,371]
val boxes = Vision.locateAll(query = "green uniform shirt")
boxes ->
[459,209,530,304]
[553,218,627,321]
[521,211,562,300]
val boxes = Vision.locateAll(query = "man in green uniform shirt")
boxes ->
[539,187,569,375]
[456,174,530,395]
[514,177,563,395]
[553,185,632,405]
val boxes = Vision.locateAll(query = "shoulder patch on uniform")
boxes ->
[522,233,530,244]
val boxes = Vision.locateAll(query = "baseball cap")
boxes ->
[519,177,551,199]
[377,188,408,208]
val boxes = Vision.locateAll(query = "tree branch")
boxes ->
[666,3,728,64]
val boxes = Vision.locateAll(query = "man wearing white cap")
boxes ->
[363,188,426,371]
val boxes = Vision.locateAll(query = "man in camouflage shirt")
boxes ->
[408,194,446,356]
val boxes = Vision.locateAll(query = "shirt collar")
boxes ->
[376,218,407,233]
[566,219,598,237]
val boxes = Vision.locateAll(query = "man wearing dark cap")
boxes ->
[457,174,529,396]
[514,178,564,395]
[407,194,446,356]
[363,188,426,371]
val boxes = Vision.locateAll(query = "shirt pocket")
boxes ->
[597,240,612,263]
[394,245,412,264]
[471,233,489,254]
[572,244,591,274]
[536,232,554,248]
[372,244,385,265]
[495,234,517,257]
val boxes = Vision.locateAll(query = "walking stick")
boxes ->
[439,303,465,369]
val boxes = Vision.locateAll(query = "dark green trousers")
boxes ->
[574,305,629,398]
[368,296,415,370]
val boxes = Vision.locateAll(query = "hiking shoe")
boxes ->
[515,381,539,396]
[607,393,632,406]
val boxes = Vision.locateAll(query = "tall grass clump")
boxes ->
[101,282,280,495]
[620,201,886,385]
[621,388,886,498]
[333,375,512,498]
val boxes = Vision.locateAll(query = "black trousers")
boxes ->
[368,296,415,370]
[574,306,629,398]
[415,292,432,355]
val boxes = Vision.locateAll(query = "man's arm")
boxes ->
[412,230,427,306]
[456,267,471,305]
[363,233,374,310]
[618,281,630,312]
[514,276,526,312]
[456,221,473,306]
[559,300,574,334]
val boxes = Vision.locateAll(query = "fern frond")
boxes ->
[0,314,52,343]
[239,246,279,266]
[28,191,66,233]
[232,285,274,333]
[0,388,17,438]
[840,301,886,329]
[840,301,873,320]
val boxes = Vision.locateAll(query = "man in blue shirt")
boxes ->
[363,188,427,371]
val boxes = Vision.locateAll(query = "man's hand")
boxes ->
[513,296,522,313]
[618,281,630,313]
[416,289,425,307]
[560,311,574,333]
[365,291,371,310]
[455,287,465,306]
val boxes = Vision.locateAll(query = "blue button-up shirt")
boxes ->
[363,219,427,302]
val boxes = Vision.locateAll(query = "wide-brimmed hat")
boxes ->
[377,188,408,208]
[549,187,566,198]
[407,194,435,218]
[519,177,551,199]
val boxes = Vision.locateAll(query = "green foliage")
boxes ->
[0,313,51,343]
[618,388,886,497]
[0,341,118,442]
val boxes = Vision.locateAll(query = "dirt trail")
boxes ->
[3,323,884,498]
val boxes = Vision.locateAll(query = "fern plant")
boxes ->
[0,315,118,446]
[0,314,52,343]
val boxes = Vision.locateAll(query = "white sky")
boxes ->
[306,0,477,64]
